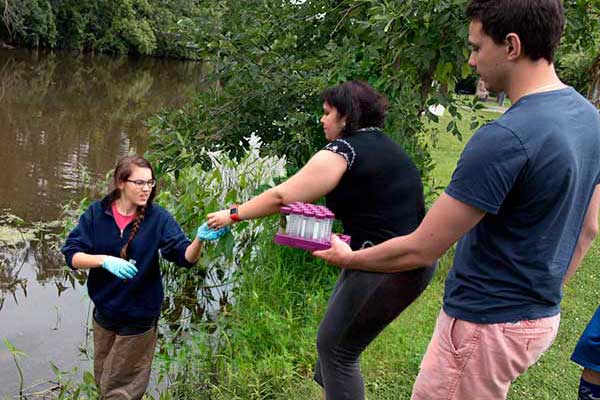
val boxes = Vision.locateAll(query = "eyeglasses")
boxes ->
[126,179,156,188]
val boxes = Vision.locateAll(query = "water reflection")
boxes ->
[0,225,86,312]
[0,48,206,397]
[0,241,28,312]
[0,48,205,222]
[0,234,90,398]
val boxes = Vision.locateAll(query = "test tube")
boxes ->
[313,212,325,241]
[290,205,301,237]
[324,211,334,241]
[304,209,315,240]
[298,209,308,238]
[280,206,291,234]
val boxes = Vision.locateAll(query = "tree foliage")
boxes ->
[0,0,204,56]
[557,0,600,101]
[1,0,56,47]
[147,0,481,192]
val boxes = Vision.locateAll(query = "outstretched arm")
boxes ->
[206,150,347,229]
[314,193,485,272]
[563,184,600,284]
[184,237,204,264]
[186,223,230,263]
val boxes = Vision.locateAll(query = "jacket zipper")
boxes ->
[105,207,127,240]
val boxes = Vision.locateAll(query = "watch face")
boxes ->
[230,207,238,215]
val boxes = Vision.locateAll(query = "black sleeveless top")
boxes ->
[324,128,425,250]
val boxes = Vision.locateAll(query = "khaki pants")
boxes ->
[93,319,158,400]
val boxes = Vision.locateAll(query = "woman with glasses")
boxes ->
[61,155,226,399]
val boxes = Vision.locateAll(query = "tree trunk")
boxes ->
[589,54,600,109]
[2,0,14,33]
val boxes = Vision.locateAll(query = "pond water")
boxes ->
[0,48,205,397]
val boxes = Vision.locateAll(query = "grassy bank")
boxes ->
[166,105,600,400]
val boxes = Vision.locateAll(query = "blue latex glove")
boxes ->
[197,222,229,241]
[101,256,138,279]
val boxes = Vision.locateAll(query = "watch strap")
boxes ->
[230,206,241,222]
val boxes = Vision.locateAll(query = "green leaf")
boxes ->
[3,338,15,352]
[223,231,235,259]
[50,361,61,377]
[83,370,95,385]
[3,338,26,358]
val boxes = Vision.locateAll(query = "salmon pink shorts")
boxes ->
[411,309,560,400]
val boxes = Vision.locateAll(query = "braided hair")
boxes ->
[107,156,157,260]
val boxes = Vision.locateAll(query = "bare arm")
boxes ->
[314,193,486,272]
[563,184,600,283]
[71,253,107,269]
[185,237,204,264]
[207,150,347,228]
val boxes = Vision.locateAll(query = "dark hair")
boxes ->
[466,0,565,63]
[107,155,157,259]
[321,80,389,136]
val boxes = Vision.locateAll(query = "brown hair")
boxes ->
[108,155,157,259]
[466,0,565,63]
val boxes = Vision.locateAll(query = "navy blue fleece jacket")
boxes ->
[61,197,194,320]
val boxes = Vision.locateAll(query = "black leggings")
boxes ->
[314,265,436,400]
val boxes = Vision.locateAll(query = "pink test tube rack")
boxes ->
[274,202,351,251]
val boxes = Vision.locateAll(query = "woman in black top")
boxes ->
[207,81,436,400]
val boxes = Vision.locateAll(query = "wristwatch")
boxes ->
[229,206,242,222]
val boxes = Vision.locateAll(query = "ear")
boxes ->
[505,33,522,61]
[117,180,126,191]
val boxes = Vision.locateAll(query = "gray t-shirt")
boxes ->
[444,87,600,323]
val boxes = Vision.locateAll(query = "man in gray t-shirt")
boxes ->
[315,1,600,399]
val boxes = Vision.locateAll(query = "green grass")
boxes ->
[155,106,599,399]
